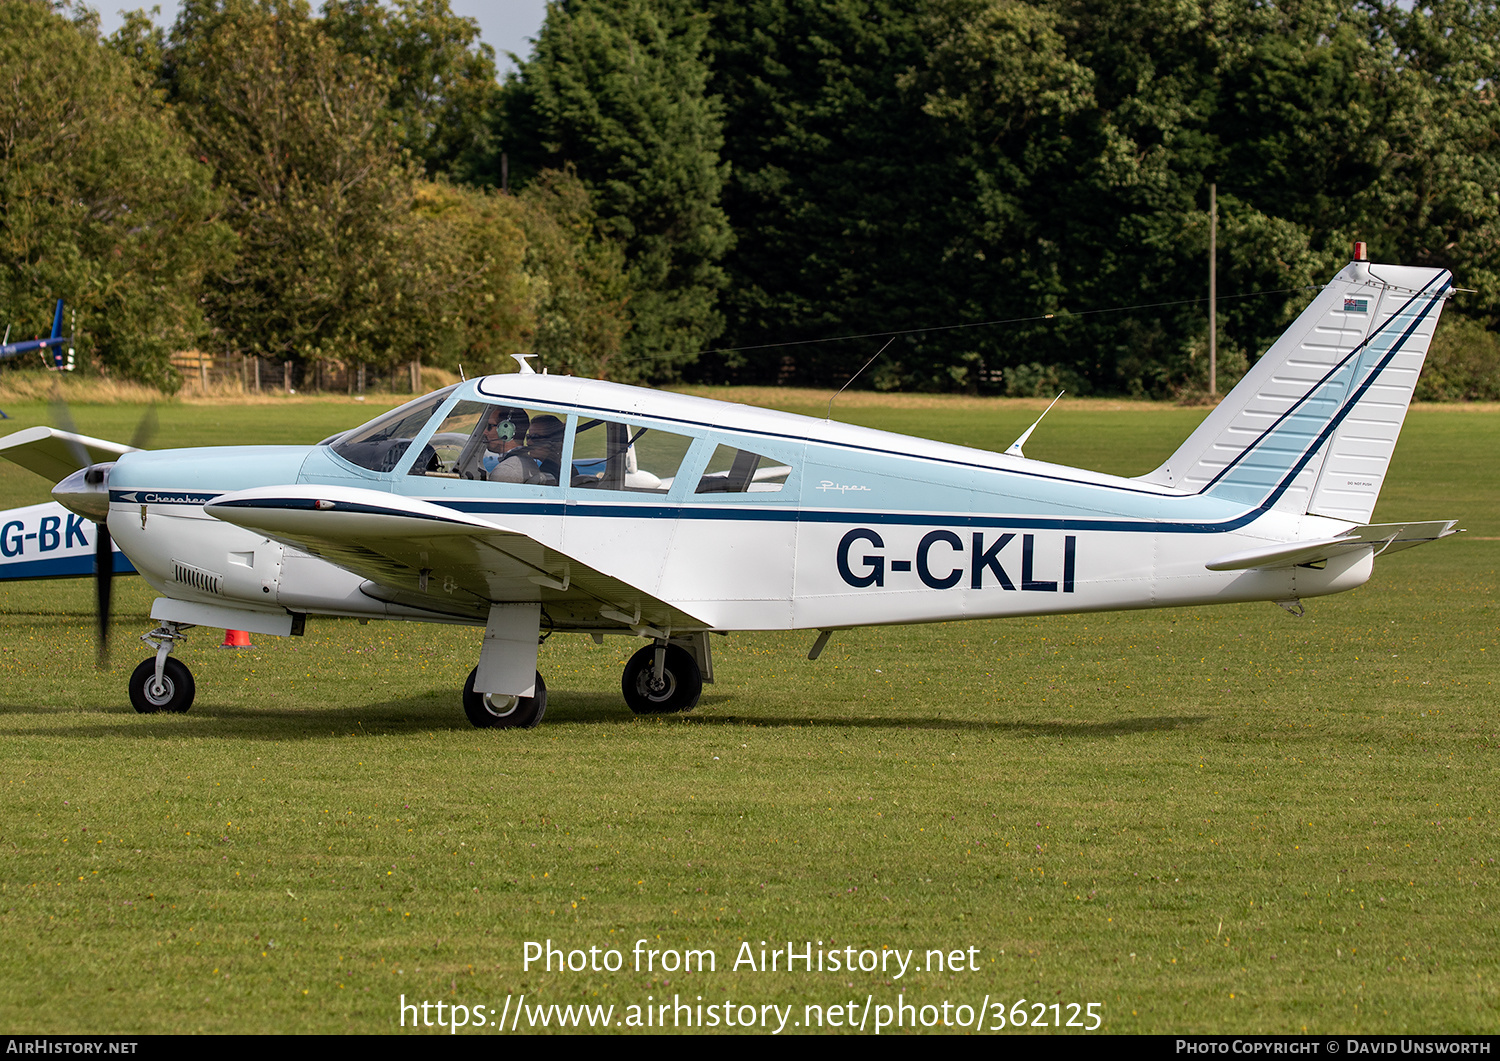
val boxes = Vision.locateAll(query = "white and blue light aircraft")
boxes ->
[0,257,1461,727]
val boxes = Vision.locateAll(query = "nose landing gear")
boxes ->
[130,623,195,714]
[128,657,195,713]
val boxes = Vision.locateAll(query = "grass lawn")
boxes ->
[0,391,1494,1034]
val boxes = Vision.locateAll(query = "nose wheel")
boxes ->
[130,621,194,714]
[128,657,195,714]
[622,643,702,714]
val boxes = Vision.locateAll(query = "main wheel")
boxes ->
[622,644,702,715]
[463,668,547,729]
[128,657,195,714]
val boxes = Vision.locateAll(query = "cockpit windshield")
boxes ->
[329,385,457,472]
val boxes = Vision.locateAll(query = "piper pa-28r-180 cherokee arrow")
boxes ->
[0,256,1461,727]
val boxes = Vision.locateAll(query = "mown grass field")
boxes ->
[0,390,1494,1034]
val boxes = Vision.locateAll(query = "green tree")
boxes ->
[694,0,1500,395]
[892,0,1239,395]
[0,0,228,389]
[701,0,994,390]
[503,0,732,382]
[399,180,536,375]
[106,6,168,85]
[515,168,631,379]
[164,0,419,369]
[1377,0,1500,322]
[320,0,503,185]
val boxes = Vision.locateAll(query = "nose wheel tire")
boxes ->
[463,668,547,729]
[622,644,702,715]
[128,658,195,714]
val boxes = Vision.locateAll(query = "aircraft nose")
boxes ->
[53,462,113,522]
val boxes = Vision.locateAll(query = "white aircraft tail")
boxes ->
[1137,259,1453,523]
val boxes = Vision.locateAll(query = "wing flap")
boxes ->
[205,485,710,632]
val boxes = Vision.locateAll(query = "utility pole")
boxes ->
[1208,182,1217,397]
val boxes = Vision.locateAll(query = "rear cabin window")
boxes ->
[570,418,693,494]
[695,445,792,494]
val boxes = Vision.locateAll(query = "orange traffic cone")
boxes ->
[220,629,252,648]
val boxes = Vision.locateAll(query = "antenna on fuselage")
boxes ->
[1005,391,1065,458]
[825,336,897,421]
[511,354,538,375]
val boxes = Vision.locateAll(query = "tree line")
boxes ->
[2,0,629,389]
[2,0,1497,397]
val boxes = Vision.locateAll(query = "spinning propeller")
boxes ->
[48,392,156,668]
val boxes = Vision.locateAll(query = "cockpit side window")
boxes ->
[411,400,566,487]
[695,444,792,494]
[570,417,693,494]
[329,387,455,473]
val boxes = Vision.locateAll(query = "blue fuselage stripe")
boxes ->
[431,498,1257,534]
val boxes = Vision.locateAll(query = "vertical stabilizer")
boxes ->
[1136,261,1451,521]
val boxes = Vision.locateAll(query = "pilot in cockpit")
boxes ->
[480,407,530,478]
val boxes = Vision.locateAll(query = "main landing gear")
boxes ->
[622,642,703,715]
[463,667,547,729]
[460,635,705,728]
[130,623,195,714]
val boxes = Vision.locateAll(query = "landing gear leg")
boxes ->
[465,603,546,729]
[130,623,195,714]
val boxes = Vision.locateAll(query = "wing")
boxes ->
[0,426,138,483]
[1205,520,1459,571]
[204,485,710,634]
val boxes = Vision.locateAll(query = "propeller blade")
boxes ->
[129,404,158,451]
[48,383,91,471]
[95,522,112,670]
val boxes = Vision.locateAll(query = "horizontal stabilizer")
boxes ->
[1205,520,1458,571]
[0,426,137,483]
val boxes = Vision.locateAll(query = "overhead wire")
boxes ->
[687,284,1324,359]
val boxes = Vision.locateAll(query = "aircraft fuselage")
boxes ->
[104,377,1370,636]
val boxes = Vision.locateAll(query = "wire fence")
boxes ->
[170,352,425,395]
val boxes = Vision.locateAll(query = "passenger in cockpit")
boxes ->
[526,416,566,485]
